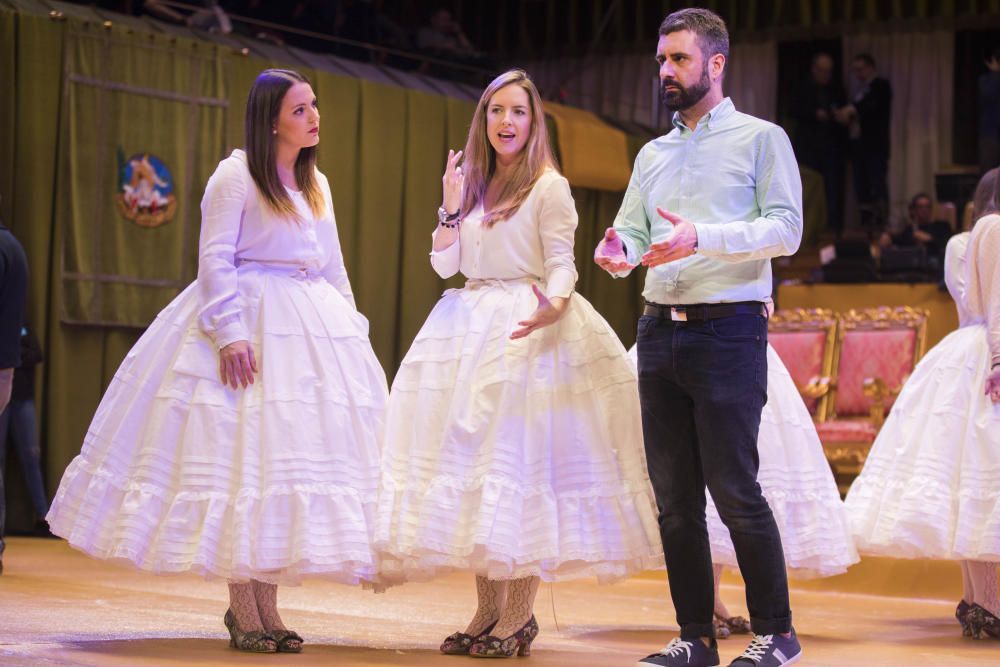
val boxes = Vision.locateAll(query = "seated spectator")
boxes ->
[879,192,953,277]
[820,237,879,283]
[142,0,231,33]
[417,7,478,59]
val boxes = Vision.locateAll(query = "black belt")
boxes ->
[643,300,767,322]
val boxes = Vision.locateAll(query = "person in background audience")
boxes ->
[0,324,50,563]
[792,52,849,238]
[979,47,1000,175]
[846,167,1000,641]
[0,209,28,576]
[837,53,892,235]
[417,6,478,59]
[879,192,953,276]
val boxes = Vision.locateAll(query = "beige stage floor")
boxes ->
[0,538,997,666]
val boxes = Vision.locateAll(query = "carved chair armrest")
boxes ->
[800,376,832,400]
[862,374,909,428]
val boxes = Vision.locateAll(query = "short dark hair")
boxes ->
[853,53,876,69]
[909,192,931,209]
[659,8,729,61]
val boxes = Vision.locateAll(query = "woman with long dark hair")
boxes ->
[846,167,1000,640]
[375,69,661,658]
[47,69,388,653]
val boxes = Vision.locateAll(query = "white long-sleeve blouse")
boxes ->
[429,169,579,299]
[197,149,354,348]
[965,213,1000,367]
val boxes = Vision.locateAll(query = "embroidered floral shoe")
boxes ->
[728,628,801,666]
[637,637,721,666]
[440,620,499,655]
[468,616,538,658]
[714,613,752,636]
[956,600,972,637]
[968,604,1000,640]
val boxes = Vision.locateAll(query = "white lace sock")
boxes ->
[492,576,539,638]
[967,560,1000,617]
[961,560,975,605]
[713,563,732,618]
[228,581,266,632]
[463,576,508,637]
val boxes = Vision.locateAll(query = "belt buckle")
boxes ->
[670,307,687,322]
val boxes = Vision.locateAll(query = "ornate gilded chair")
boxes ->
[814,307,929,494]
[767,309,838,420]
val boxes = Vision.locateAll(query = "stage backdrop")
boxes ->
[0,4,650,503]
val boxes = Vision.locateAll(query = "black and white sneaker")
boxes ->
[728,628,802,666]
[637,637,721,666]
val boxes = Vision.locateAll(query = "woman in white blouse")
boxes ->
[47,69,388,653]
[375,69,661,659]
[846,167,1000,640]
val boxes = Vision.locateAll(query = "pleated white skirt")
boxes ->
[375,280,663,584]
[47,264,388,585]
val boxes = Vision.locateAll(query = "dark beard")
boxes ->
[661,65,711,112]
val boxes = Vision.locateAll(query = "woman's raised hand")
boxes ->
[442,149,464,214]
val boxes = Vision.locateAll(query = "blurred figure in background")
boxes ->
[791,52,848,238]
[0,324,50,557]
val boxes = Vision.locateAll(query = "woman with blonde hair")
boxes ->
[47,69,388,653]
[375,69,662,658]
[846,167,1000,640]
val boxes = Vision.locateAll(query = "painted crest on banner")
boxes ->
[115,150,178,228]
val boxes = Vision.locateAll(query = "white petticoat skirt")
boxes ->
[47,264,388,585]
[375,279,663,584]
[845,324,1000,561]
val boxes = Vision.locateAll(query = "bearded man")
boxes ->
[593,8,804,667]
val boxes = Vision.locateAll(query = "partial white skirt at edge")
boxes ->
[845,324,1000,561]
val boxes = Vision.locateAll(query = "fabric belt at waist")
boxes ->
[643,300,767,322]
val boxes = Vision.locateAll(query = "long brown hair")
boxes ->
[971,167,999,230]
[460,69,557,227]
[245,68,324,220]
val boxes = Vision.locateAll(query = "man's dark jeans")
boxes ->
[636,311,791,640]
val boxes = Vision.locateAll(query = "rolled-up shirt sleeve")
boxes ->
[537,174,578,298]
[197,157,250,349]
[693,124,803,262]
[612,153,652,272]
[429,226,461,279]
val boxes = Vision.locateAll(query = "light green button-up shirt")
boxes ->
[613,97,803,305]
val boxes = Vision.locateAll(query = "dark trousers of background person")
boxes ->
[0,399,49,557]
[636,311,791,640]
[851,142,889,235]
[818,155,845,239]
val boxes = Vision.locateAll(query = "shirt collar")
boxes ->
[671,97,735,133]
